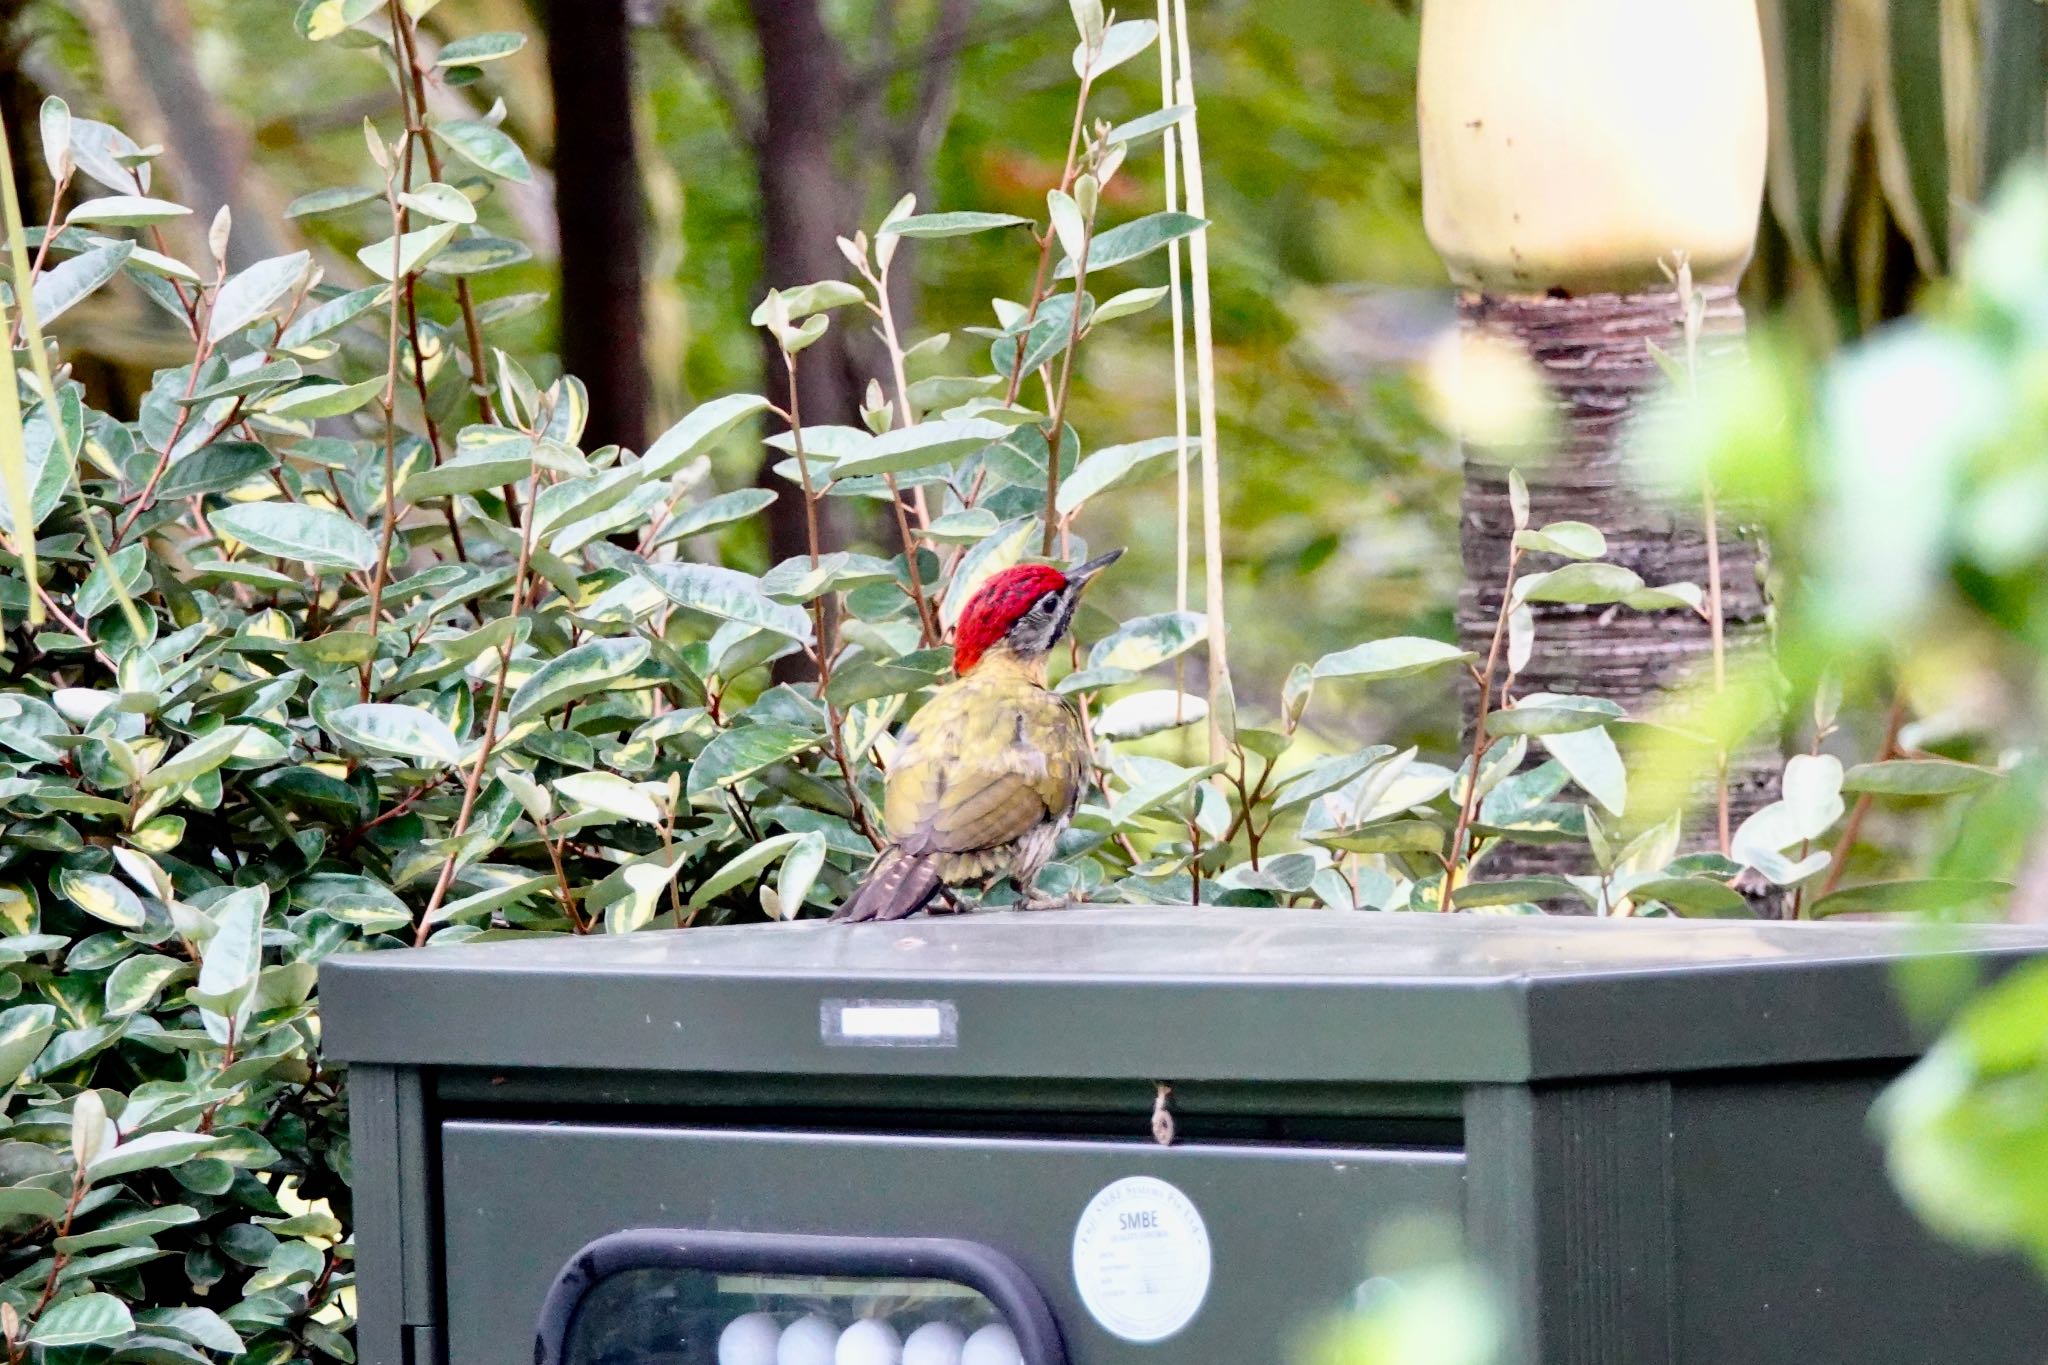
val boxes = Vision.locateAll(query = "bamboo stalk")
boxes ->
[1169,0,1230,761]
[1158,0,1192,726]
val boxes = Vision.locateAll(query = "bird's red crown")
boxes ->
[952,564,1069,674]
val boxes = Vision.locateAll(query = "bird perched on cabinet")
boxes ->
[833,549,1123,923]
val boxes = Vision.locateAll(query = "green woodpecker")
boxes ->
[834,549,1123,923]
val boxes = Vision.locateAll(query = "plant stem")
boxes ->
[362,126,411,700]
[413,465,542,943]
[1819,695,1907,896]
[1040,223,1093,555]
[1168,0,1230,763]
[1002,73,1092,406]
[1441,546,1522,911]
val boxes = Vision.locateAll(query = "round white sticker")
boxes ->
[1070,1175,1213,1342]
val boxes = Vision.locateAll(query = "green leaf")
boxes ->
[56,1204,200,1252]
[1088,611,1206,672]
[1632,876,1752,917]
[639,562,814,643]
[880,211,1033,239]
[1075,17,1156,77]
[141,725,248,791]
[1089,285,1170,326]
[1311,636,1474,682]
[507,638,653,723]
[1095,690,1208,742]
[403,448,532,501]
[355,221,458,281]
[278,283,390,350]
[750,280,866,325]
[330,703,463,766]
[1108,758,1226,826]
[430,235,532,276]
[1540,726,1627,817]
[66,195,191,228]
[1514,562,1646,606]
[1841,759,2003,797]
[1487,694,1625,738]
[1105,105,1191,146]
[56,869,146,928]
[430,874,554,926]
[830,418,1009,479]
[1055,211,1204,278]
[262,375,385,420]
[1512,521,1606,560]
[685,722,820,799]
[211,501,377,572]
[434,120,534,183]
[103,953,186,1018]
[208,251,312,342]
[774,832,829,918]
[639,393,773,481]
[26,1292,133,1347]
[436,30,527,64]
[1056,436,1188,514]
[87,1131,221,1182]
[1809,879,2013,918]
[554,771,664,826]
[1451,876,1585,909]
[0,1004,56,1087]
[31,240,132,324]
[283,185,380,218]
[0,1185,65,1221]
[133,1308,245,1356]
[687,833,809,909]
[1624,583,1705,613]
[156,442,277,500]
[293,874,411,930]
[760,552,898,604]
[656,488,778,546]
[1307,819,1447,855]
[192,887,265,1037]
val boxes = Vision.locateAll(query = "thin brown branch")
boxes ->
[658,0,763,146]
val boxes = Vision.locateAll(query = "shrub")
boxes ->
[0,1,2011,1358]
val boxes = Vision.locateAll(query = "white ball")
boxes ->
[900,1321,966,1365]
[960,1324,1021,1365]
[777,1314,840,1365]
[719,1313,782,1365]
[835,1318,902,1365]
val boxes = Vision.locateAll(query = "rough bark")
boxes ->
[546,0,649,453]
[1457,287,1781,899]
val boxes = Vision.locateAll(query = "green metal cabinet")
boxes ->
[320,907,2048,1365]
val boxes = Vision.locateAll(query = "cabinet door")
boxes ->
[440,1121,1464,1365]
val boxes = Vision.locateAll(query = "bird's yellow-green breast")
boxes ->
[883,653,1085,881]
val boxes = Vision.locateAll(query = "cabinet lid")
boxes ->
[318,907,2048,1083]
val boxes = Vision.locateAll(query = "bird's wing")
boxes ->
[885,679,1084,857]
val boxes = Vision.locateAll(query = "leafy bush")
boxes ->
[0,0,2020,1358]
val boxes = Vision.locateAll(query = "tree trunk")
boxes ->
[546,0,649,453]
[746,0,860,570]
[1457,287,1780,896]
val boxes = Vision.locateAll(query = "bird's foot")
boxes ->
[1015,891,1072,912]
[929,888,970,915]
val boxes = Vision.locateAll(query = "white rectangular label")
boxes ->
[839,1005,944,1039]
[820,998,959,1048]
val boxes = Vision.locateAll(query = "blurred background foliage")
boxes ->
[0,0,2043,875]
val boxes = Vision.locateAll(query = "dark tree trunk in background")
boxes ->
[1458,288,1780,901]
[746,0,859,569]
[547,0,649,453]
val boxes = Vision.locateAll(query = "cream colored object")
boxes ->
[1418,0,1769,295]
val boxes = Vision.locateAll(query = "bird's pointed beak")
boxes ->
[1064,547,1124,591]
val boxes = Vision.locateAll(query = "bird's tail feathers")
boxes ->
[833,848,944,923]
